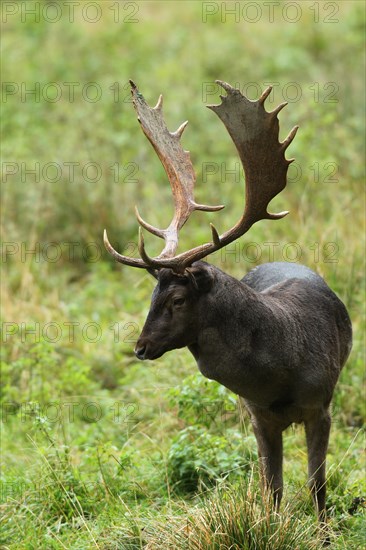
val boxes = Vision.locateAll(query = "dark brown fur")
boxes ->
[135,261,352,520]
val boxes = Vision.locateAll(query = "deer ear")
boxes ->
[186,264,214,293]
[147,268,159,279]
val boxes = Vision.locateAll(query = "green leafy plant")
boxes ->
[168,373,238,431]
[167,425,252,494]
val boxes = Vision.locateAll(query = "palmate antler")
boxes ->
[104,80,298,273]
[104,80,223,270]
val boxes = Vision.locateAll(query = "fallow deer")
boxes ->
[104,80,352,520]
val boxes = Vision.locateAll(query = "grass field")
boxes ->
[1,1,365,548]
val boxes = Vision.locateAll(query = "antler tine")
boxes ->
[154,93,163,110]
[270,101,288,117]
[216,80,236,94]
[280,125,299,152]
[258,85,273,104]
[138,227,155,265]
[210,223,221,246]
[134,207,165,239]
[172,120,188,138]
[104,81,223,270]
[103,229,150,269]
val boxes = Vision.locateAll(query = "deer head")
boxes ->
[104,80,298,360]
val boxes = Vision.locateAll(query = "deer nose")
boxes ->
[134,344,146,360]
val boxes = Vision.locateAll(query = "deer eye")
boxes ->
[172,296,185,307]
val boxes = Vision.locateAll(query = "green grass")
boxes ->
[1,1,365,548]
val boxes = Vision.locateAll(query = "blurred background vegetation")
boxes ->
[1,1,365,548]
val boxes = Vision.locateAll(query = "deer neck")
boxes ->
[188,272,268,393]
